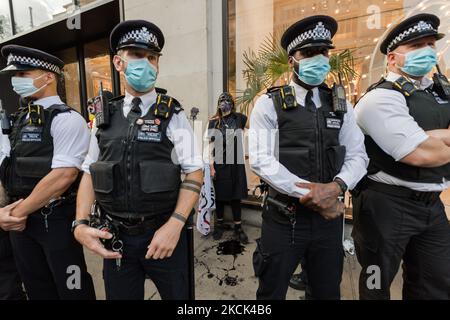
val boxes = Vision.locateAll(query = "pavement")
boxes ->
[85,205,404,300]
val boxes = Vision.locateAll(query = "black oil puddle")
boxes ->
[196,239,246,287]
[216,240,245,256]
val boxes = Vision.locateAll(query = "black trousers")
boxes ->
[253,211,344,300]
[352,188,450,300]
[103,227,189,300]
[216,199,242,222]
[9,203,95,300]
[0,231,26,300]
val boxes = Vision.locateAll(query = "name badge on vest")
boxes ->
[433,94,449,105]
[325,113,342,129]
[21,126,43,142]
[137,122,162,142]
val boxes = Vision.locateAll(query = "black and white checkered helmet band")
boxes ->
[287,22,331,53]
[387,20,436,53]
[7,53,61,74]
[119,26,159,50]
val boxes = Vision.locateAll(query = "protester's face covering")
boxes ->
[219,101,233,114]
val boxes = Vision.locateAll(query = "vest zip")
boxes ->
[124,121,135,211]
[312,107,323,182]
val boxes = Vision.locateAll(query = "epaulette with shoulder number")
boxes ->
[108,95,125,112]
[47,104,71,113]
[318,82,332,92]
[365,77,386,93]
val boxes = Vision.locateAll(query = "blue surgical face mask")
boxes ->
[122,57,157,92]
[395,46,437,77]
[292,54,331,86]
[11,73,47,98]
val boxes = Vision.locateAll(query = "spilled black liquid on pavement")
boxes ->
[216,240,245,287]
[216,240,245,256]
[196,239,246,287]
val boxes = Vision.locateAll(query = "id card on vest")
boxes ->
[431,92,450,105]
[325,112,343,129]
[21,125,43,142]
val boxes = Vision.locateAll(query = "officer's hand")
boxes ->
[318,200,345,220]
[0,200,27,232]
[146,218,184,260]
[74,224,122,259]
[210,165,216,180]
[296,182,341,212]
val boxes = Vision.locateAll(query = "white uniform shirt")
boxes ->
[82,89,203,174]
[249,81,369,198]
[0,95,90,170]
[355,71,450,192]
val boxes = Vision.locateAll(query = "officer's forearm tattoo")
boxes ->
[181,179,202,194]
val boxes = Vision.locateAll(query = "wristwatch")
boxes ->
[333,177,348,196]
[71,219,90,233]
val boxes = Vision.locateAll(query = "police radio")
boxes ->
[0,100,11,135]
[332,74,347,114]
[433,65,450,100]
[93,82,111,129]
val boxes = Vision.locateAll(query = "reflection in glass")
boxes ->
[10,0,97,36]
[85,38,113,100]
[0,2,13,40]
[55,47,81,112]
[228,0,450,102]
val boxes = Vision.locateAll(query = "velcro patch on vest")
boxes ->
[137,130,162,142]
[325,117,342,129]
[21,132,42,142]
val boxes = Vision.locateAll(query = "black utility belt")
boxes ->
[106,213,171,236]
[365,179,441,204]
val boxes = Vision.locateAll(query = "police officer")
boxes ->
[353,13,450,300]
[73,20,204,300]
[0,45,95,300]
[249,15,368,300]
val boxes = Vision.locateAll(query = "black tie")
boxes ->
[128,97,142,122]
[305,90,316,112]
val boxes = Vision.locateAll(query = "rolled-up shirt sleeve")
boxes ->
[50,111,90,170]
[167,111,203,174]
[355,88,429,162]
[249,95,310,197]
[335,102,369,190]
[0,133,11,166]
[81,126,100,175]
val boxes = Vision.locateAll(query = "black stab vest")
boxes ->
[0,104,78,198]
[90,96,182,218]
[364,79,450,183]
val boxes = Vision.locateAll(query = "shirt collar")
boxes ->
[124,89,157,110]
[290,80,320,106]
[386,71,433,90]
[33,95,63,109]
